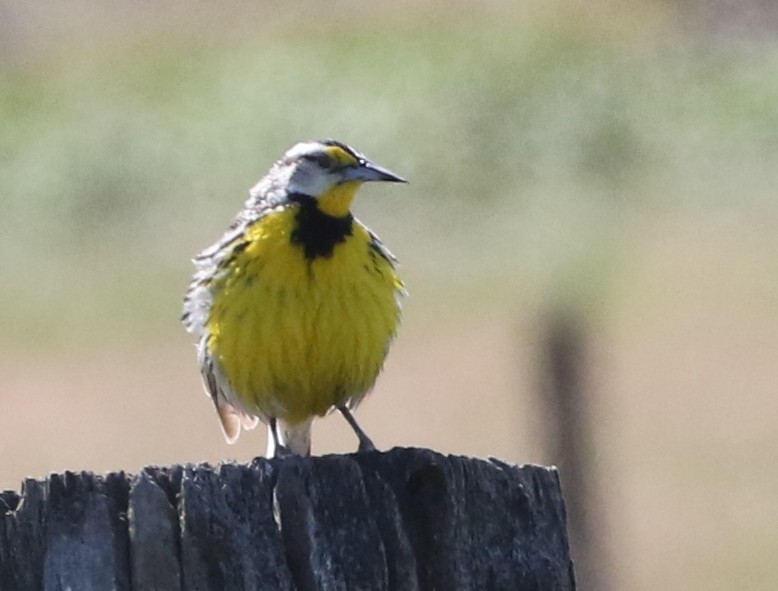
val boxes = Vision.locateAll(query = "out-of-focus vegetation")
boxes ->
[3,1,776,347]
[3,2,778,590]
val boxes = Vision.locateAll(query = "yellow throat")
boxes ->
[316,180,361,218]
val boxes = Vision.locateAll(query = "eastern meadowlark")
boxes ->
[182,140,406,457]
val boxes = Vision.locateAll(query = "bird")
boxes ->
[182,140,407,457]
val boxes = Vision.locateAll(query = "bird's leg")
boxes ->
[268,418,293,458]
[338,406,376,452]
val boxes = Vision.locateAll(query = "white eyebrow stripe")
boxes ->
[283,141,327,160]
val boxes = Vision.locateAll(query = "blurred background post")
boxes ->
[2,1,778,589]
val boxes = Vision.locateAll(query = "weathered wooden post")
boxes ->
[1,448,575,590]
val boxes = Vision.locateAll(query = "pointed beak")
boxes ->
[341,159,408,184]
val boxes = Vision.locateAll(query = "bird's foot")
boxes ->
[357,436,376,453]
[273,443,294,458]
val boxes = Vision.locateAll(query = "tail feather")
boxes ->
[215,400,260,444]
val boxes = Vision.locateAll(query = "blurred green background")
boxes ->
[2,1,778,589]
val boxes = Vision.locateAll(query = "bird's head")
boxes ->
[274,140,407,218]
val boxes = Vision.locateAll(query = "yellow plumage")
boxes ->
[182,140,406,456]
[207,207,402,423]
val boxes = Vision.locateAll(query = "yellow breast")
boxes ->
[205,207,402,424]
